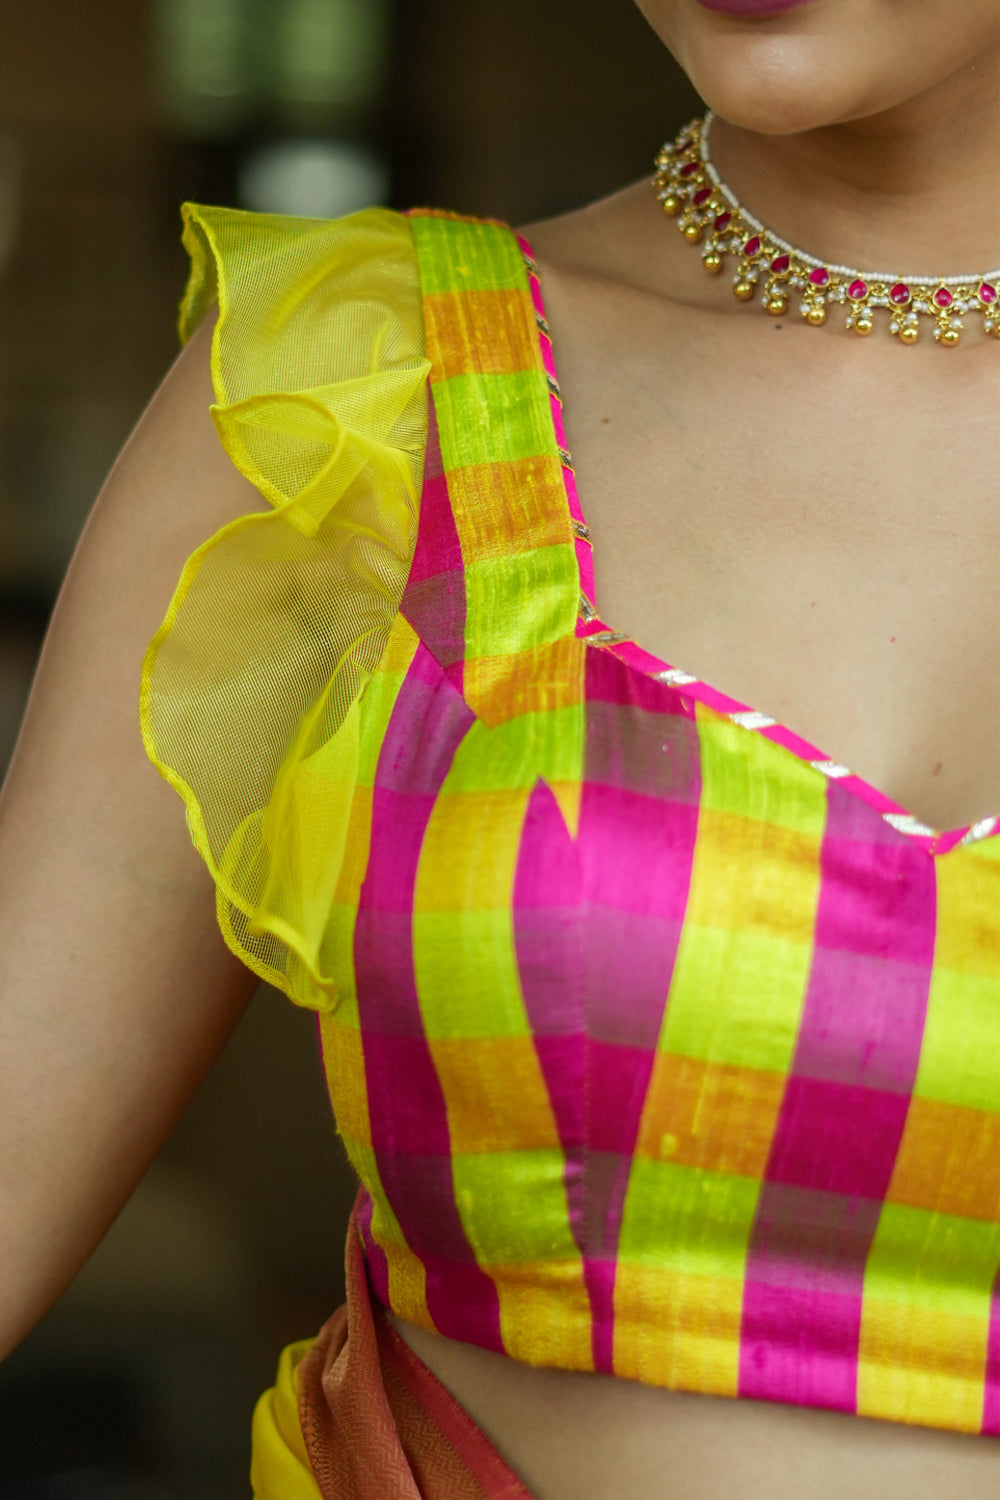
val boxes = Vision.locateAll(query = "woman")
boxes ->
[1,0,997,1496]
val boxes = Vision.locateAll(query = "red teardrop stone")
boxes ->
[848,279,868,300]
[714,212,732,231]
[680,160,701,178]
[809,267,830,287]
[934,286,954,309]
[743,236,762,256]
[979,282,998,305]
[890,282,912,305]
[693,187,713,207]
[770,254,791,274]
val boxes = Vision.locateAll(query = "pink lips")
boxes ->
[695,0,812,15]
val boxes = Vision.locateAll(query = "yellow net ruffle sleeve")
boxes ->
[140,202,430,1013]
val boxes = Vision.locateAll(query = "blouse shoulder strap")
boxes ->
[404,209,581,727]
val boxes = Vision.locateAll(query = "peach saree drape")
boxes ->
[251,1193,535,1499]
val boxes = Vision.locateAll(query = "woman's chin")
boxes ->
[680,40,863,135]
[642,0,1000,139]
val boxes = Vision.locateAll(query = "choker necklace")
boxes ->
[654,112,1000,346]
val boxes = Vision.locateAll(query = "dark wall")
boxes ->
[389,0,701,220]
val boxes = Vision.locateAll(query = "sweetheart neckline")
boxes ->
[514,231,999,859]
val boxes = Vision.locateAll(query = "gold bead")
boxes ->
[733,279,755,302]
[853,315,874,336]
[661,194,682,217]
[806,304,827,326]
[900,324,920,344]
[683,221,704,243]
[702,252,723,274]
[766,297,787,316]
[939,326,961,347]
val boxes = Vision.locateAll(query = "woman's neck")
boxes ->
[708,47,1000,276]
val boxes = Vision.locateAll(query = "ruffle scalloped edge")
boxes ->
[139,202,430,1011]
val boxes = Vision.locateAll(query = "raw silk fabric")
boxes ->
[141,202,1000,1482]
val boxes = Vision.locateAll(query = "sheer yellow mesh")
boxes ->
[140,203,430,1012]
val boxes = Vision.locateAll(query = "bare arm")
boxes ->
[0,311,266,1359]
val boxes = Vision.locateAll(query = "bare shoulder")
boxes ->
[97,309,267,559]
[1,303,267,904]
[0,306,265,1357]
[1,305,266,880]
[516,178,703,308]
[518,182,645,281]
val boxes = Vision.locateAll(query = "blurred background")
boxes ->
[0,2,699,1493]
